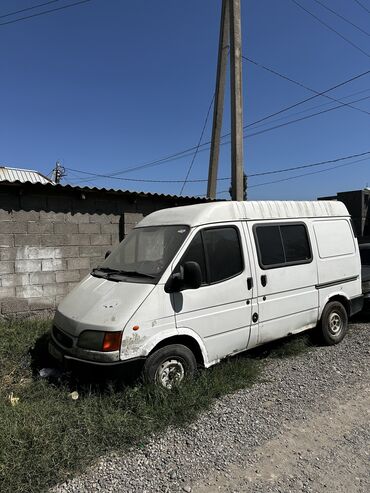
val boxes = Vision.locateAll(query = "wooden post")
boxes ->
[207,0,230,199]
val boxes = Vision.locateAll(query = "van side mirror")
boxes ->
[165,261,202,293]
[105,250,111,259]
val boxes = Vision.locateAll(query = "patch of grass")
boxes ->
[0,320,261,493]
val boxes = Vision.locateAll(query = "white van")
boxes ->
[49,201,363,388]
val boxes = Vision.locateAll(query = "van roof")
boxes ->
[138,200,350,228]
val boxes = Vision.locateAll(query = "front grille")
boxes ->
[53,326,73,348]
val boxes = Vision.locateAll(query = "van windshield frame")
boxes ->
[92,225,190,283]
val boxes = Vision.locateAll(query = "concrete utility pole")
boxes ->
[207,0,244,201]
[207,0,229,199]
[229,0,244,201]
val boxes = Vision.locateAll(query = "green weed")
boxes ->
[0,320,261,493]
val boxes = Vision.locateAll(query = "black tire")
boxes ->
[143,344,197,389]
[319,301,348,345]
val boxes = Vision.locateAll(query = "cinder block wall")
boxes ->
[0,182,205,319]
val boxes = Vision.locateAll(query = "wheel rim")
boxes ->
[156,359,185,389]
[328,311,343,335]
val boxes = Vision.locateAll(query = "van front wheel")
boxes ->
[319,301,348,345]
[143,344,197,389]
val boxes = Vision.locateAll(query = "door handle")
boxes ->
[261,274,267,287]
[247,277,253,290]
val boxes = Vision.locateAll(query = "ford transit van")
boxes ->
[49,201,363,388]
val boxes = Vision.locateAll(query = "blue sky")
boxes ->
[1,0,370,199]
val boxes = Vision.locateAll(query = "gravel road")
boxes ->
[53,320,370,493]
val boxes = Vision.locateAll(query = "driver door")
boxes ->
[171,224,254,364]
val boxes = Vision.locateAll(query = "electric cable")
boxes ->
[290,0,370,58]
[0,0,94,26]
[242,55,370,116]
[67,91,370,184]
[217,156,370,194]
[0,0,61,19]
[179,93,215,194]
[68,68,370,184]
[311,0,370,37]
[65,150,370,183]
[353,0,370,15]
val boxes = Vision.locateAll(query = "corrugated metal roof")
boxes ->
[0,166,53,185]
[0,179,209,202]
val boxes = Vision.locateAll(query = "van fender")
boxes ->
[121,327,210,366]
[175,327,211,367]
[121,327,179,361]
[318,291,351,319]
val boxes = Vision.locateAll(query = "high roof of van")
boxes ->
[138,201,350,228]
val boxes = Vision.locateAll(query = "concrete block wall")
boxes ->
[0,182,206,319]
[0,210,124,319]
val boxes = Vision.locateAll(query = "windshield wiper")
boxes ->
[108,270,156,279]
[91,267,156,280]
[91,267,119,277]
[92,267,118,273]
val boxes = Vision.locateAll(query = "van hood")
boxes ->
[54,275,155,336]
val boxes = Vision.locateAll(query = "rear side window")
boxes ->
[281,224,311,262]
[178,226,243,284]
[254,223,312,269]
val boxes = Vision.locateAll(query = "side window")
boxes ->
[255,223,312,269]
[255,225,285,266]
[180,231,207,284]
[280,225,311,262]
[177,227,243,285]
[203,227,243,283]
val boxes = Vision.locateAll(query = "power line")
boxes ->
[249,156,370,189]
[69,87,370,185]
[243,55,370,117]
[290,0,370,58]
[240,68,370,130]
[66,149,370,184]
[248,150,370,177]
[0,0,61,19]
[353,0,370,15]
[70,67,370,185]
[244,94,370,139]
[217,156,370,194]
[0,0,94,27]
[179,94,215,195]
[68,92,370,186]
[312,0,370,37]
[240,87,370,132]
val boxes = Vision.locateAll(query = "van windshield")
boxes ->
[94,225,190,281]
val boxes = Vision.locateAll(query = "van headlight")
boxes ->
[77,330,122,352]
[77,331,104,350]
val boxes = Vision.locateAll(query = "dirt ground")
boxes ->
[54,321,370,493]
[194,379,370,493]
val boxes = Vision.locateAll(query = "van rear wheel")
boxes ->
[143,344,197,389]
[319,301,348,345]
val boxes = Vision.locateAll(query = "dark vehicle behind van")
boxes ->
[359,244,370,298]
